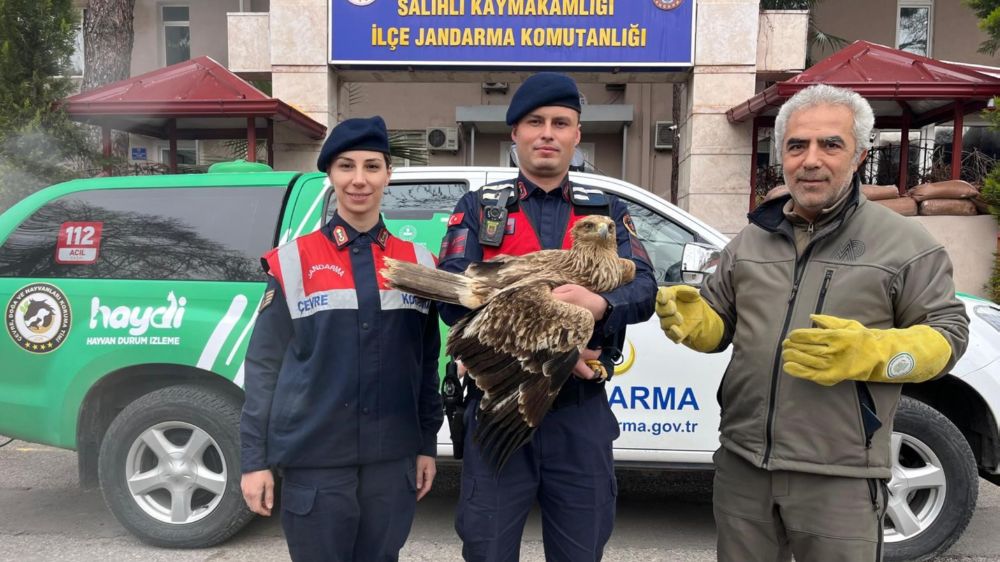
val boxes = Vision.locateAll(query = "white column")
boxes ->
[678,0,761,238]
[269,0,336,171]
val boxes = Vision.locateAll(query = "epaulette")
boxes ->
[478,182,518,208]
[569,183,610,207]
[568,182,612,217]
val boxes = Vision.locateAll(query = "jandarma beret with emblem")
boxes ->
[505,72,582,126]
[316,115,390,172]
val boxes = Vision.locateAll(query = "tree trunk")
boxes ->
[83,0,136,91]
[83,0,136,161]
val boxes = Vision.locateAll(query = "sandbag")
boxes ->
[861,184,900,201]
[918,199,978,216]
[908,180,979,201]
[873,196,917,216]
[972,196,992,215]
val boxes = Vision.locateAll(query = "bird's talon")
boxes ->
[585,359,608,382]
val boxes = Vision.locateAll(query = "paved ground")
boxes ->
[0,439,997,561]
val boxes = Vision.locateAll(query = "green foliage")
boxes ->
[388,131,428,166]
[966,0,1000,55]
[968,1,1000,299]
[984,162,1000,206]
[0,0,97,212]
[981,96,1000,301]
[990,248,1000,302]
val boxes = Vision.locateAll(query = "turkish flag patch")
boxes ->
[448,212,465,227]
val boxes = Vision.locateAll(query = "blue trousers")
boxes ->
[455,390,620,562]
[280,456,417,562]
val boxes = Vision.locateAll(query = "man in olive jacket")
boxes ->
[656,84,969,561]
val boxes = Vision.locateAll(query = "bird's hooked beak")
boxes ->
[598,223,610,240]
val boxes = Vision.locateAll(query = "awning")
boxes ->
[727,41,1000,206]
[727,41,1000,129]
[62,56,327,172]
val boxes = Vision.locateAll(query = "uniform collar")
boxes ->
[517,173,571,201]
[325,212,390,250]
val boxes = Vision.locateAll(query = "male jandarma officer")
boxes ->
[239,116,443,562]
[656,84,969,561]
[438,72,657,561]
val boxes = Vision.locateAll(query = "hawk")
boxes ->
[381,215,634,470]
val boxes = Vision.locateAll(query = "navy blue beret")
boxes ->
[505,73,582,126]
[316,116,390,172]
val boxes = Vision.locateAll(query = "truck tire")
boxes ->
[97,384,254,548]
[883,396,978,562]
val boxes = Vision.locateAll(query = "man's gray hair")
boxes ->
[774,84,875,161]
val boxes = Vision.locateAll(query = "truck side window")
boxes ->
[382,182,468,219]
[619,199,700,285]
[325,182,468,222]
[325,182,468,250]
[0,187,284,282]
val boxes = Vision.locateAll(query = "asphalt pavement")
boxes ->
[0,439,997,561]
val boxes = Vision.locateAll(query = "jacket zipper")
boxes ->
[813,268,879,449]
[814,270,833,314]
[762,247,813,468]
[812,268,874,448]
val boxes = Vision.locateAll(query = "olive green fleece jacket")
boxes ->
[701,178,969,478]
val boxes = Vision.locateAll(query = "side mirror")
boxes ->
[680,242,721,287]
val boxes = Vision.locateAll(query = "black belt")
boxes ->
[466,378,605,410]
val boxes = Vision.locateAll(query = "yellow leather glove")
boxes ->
[655,285,725,353]
[782,314,952,386]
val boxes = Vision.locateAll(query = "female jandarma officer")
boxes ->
[239,116,443,562]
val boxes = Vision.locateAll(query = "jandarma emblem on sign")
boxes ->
[6,283,72,354]
[348,0,376,6]
[653,0,682,9]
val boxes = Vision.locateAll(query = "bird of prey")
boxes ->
[381,215,635,470]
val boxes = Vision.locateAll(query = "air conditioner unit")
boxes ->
[426,127,459,152]
[654,121,675,151]
[482,81,509,93]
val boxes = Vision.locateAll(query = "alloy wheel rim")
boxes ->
[883,431,948,543]
[123,421,227,524]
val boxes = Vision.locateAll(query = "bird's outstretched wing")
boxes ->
[447,282,594,471]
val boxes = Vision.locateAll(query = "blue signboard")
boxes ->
[131,147,147,161]
[329,0,694,67]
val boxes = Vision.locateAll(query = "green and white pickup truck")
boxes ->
[2,162,999,561]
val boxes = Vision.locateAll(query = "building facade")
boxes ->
[71,0,993,237]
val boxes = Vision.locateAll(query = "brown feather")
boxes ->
[394,215,635,471]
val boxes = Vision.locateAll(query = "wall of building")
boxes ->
[811,0,994,65]
[623,83,676,201]
[340,80,670,185]
[91,0,998,240]
[933,0,994,64]
[915,215,998,299]
[131,0,238,76]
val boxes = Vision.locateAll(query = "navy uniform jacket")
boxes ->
[439,174,657,380]
[240,213,443,472]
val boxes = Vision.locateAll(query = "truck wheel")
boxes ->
[97,384,254,548]
[883,396,978,562]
